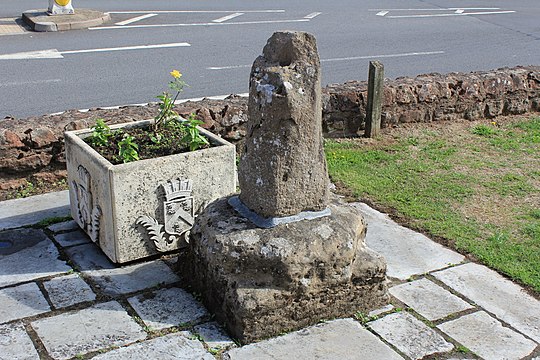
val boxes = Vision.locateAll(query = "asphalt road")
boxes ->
[1,0,539,118]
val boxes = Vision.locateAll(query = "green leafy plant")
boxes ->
[90,119,112,146]
[182,113,210,151]
[117,134,139,163]
[471,123,498,136]
[354,311,376,324]
[85,70,210,164]
[153,70,188,131]
[15,181,36,198]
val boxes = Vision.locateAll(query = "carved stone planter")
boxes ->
[64,119,236,263]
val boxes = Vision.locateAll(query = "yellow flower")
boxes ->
[170,70,182,79]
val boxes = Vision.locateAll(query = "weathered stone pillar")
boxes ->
[48,0,74,15]
[181,31,389,344]
[238,31,329,218]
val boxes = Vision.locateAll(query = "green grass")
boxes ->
[326,117,540,292]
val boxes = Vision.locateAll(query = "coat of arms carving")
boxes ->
[70,165,101,242]
[137,178,194,252]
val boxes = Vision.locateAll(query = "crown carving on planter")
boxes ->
[163,179,193,202]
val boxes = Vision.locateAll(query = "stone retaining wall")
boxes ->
[323,66,540,137]
[1,66,539,189]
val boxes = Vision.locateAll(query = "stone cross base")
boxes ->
[48,0,75,15]
[180,196,389,344]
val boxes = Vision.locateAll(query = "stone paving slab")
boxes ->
[438,311,537,360]
[43,273,96,309]
[369,304,395,318]
[0,322,40,360]
[225,318,403,360]
[31,301,146,360]
[53,229,91,247]
[354,203,464,280]
[368,312,453,359]
[92,332,214,360]
[47,220,78,233]
[0,282,50,324]
[194,321,236,351]
[0,228,71,287]
[0,190,69,230]
[128,287,208,331]
[433,263,540,343]
[65,242,115,271]
[84,260,180,296]
[390,278,474,321]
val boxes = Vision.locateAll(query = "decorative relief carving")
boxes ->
[71,165,101,242]
[137,178,194,252]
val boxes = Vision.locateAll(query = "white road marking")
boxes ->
[115,13,158,26]
[61,42,190,55]
[376,11,389,17]
[90,19,310,30]
[455,9,465,14]
[0,79,61,87]
[207,51,445,70]
[0,49,63,59]
[387,10,515,19]
[106,10,285,14]
[304,12,322,19]
[0,42,191,60]
[369,8,500,11]
[320,51,445,62]
[208,64,251,70]
[212,13,244,23]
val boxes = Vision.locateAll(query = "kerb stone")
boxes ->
[238,31,329,217]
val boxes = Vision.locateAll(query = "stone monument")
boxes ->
[181,31,389,344]
[238,31,329,218]
[48,0,74,15]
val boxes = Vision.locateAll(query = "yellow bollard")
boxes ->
[48,0,75,15]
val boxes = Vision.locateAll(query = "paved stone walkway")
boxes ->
[0,191,538,359]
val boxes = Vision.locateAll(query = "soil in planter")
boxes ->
[84,124,210,165]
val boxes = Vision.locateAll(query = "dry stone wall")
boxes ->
[1,66,539,188]
[324,66,540,137]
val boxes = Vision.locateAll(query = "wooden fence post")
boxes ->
[365,61,384,138]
